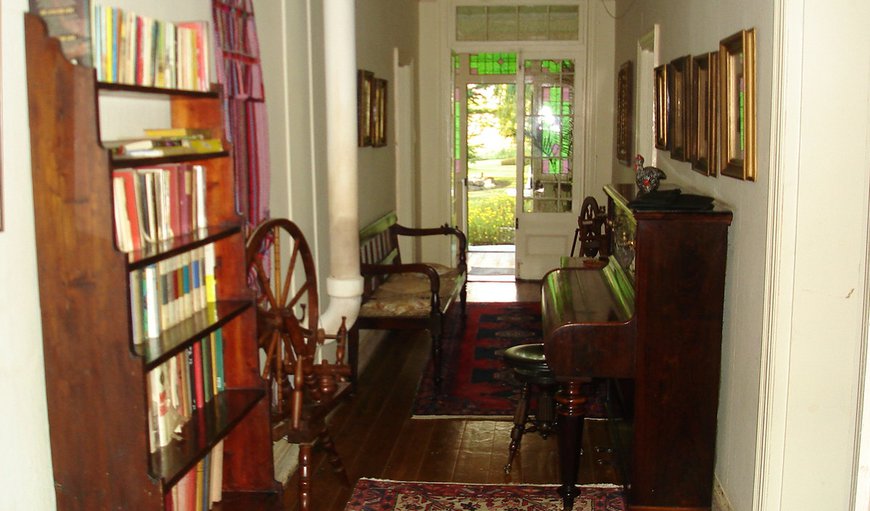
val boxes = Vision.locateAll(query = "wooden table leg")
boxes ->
[555,380,586,511]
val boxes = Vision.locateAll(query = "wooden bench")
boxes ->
[349,212,467,390]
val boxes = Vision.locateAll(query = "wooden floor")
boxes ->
[282,280,623,511]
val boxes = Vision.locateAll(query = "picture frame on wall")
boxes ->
[371,78,388,147]
[616,61,633,166]
[654,64,669,150]
[668,55,692,161]
[358,70,374,147]
[719,28,756,181]
[691,52,719,176]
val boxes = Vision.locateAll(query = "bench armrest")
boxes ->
[392,223,468,271]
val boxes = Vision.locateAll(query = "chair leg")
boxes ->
[318,429,350,486]
[298,443,312,511]
[430,316,443,392]
[504,382,532,474]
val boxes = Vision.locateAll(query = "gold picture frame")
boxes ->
[668,55,692,161]
[370,78,388,147]
[691,52,719,176]
[719,28,756,180]
[654,64,669,150]
[616,61,633,166]
[358,70,374,147]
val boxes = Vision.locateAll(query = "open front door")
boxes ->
[514,55,583,279]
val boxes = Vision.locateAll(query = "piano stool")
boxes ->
[502,343,558,474]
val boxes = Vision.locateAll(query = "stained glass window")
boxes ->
[456,4,580,42]
[469,52,517,75]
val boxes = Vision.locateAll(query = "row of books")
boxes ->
[147,331,224,452]
[148,332,225,509]
[129,245,215,344]
[112,163,208,253]
[166,444,223,511]
[91,4,211,91]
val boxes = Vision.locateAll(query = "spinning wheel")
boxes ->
[246,218,352,510]
[570,196,607,258]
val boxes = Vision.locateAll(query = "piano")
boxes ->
[542,183,732,511]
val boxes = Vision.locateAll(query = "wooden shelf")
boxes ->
[25,12,282,510]
[150,389,267,486]
[127,223,243,269]
[134,300,253,368]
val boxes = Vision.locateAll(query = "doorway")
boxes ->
[454,52,582,280]
[465,81,518,281]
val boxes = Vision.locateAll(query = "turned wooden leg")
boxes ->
[298,443,312,511]
[348,324,360,394]
[504,382,532,474]
[555,380,587,511]
[319,429,350,486]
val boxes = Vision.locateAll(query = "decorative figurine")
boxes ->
[634,154,666,193]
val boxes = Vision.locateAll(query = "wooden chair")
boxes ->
[246,218,353,511]
[570,196,608,258]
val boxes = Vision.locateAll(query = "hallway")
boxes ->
[284,280,623,511]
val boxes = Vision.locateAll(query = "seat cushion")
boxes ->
[359,264,465,319]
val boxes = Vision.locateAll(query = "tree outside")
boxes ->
[466,83,517,246]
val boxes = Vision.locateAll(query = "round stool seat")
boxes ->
[503,343,556,385]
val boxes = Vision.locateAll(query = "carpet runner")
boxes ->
[412,302,606,418]
[344,478,625,511]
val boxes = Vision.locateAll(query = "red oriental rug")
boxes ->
[412,302,606,417]
[344,478,626,511]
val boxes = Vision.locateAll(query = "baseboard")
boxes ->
[712,476,734,511]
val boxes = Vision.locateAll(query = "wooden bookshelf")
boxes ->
[25,12,283,510]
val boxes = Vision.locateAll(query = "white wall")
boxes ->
[613,0,870,509]
[0,2,55,509]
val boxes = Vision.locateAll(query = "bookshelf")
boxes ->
[24,12,283,510]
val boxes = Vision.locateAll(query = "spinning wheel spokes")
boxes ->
[246,219,320,420]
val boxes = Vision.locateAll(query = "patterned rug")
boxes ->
[412,302,606,417]
[344,479,625,511]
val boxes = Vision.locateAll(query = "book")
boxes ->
[143,127,211,139]
[112,139,224,159]
[30,0,92,66]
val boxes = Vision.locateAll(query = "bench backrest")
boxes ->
[359,211,402,296]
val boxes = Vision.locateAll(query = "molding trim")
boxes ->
[754,0,804,509]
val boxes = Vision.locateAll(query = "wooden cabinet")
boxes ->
[25,13,283,510]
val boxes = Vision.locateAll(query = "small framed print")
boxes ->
[668,55,692,161]
[719,28,756,181]
[654,64,669,150]
[370,78,388,147]
[358,70,374,147]
[691,52,719,176]
[616,61,633,166]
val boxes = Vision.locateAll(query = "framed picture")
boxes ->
[357,70,374,147]
[691,52,719,176]
[719,28,756,180]
[654,64,669,150]
[371,78,388,147]
[615,61,633,166]
[668,55,691,161]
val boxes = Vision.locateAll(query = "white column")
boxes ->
[319,0,363,336]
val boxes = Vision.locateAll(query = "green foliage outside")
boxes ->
[468,192,515,245]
